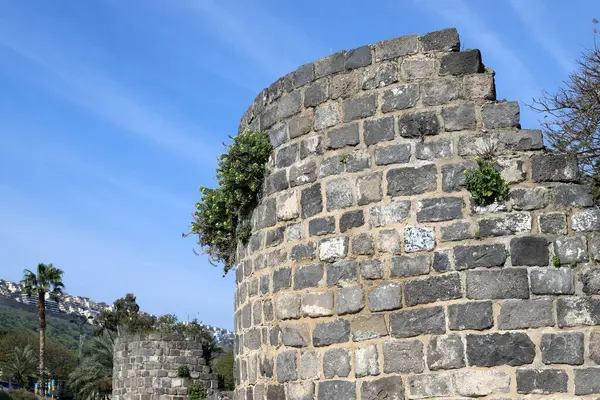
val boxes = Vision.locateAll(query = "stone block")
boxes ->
[275,293,301,320]
[581,268,600,294]
[375,34,419,61]
[364,116,394,145]
[555,184,594,207]
[356,171,383,206]
[442,104,476,131]
[369,200,411,227]
[415,138,452,160]
[422,77,459,105]
[319,154,344,178]
[530,267,574,295]
[540,332,584,365]
[326,123,360,149]
[317,381,355,400]
[276,350,297,382]
[383,340,424,374]
[453,370,510,397]
[313,320,350,347]
[404,273,462,306]
[351,232,374,255]
[590,332,600,364]
[407,374,451,399]
[440,221,473,242]
[466,332,535,367]
[346,149,371,173]
[360,259,384,280]
[301,291,334,317]
[391,254,431,278]
[265,169,289,195]
[381,84,419,113]
[592,233,600,261]
[448,301,493,331]
[572,209,600,232]
[351,314,388,341]
[314,51,345,78]
[421,28,460,51]
[511,187,549,210]
[397,110,440,138]
[517,369,568,394]
[361,62,398,89]
[326,260,358,285]
[440,49,484,75]
[558,297,600,327]
[323,348,351,378]
[368,282,402,312]
[498,299,554,329]
[276,143,299,169]
[464,73,496,100]
[478,213,532,237]
[427,334,465,370]
[330,71,360,100]
[286,381,314,400]
[375,143,411,166]
[355,344,379,377]
[319,236,349,262]
[292,63,314,88]
[390,306,446,338]
[262,106,279,131]
[539,212,568,234]
[304,80,328,108]
[378,229,401,254]
[510,236,549,266]
[339,210,365,232]
[531,154,579,182]
[308,216,335,236]
[337,285,365,315]
[499,129,543,150]
[273,267,292,292]
[299,351,319,380]
[294,263,324,290]
[281,324,310,348]
[277,190,299,221]
[575,368,600,395]
[343,93,377,122]
[263,299,274,322]
[290,241,317,262]
[466,269,529,299]
[481,101,520,129]
[326,178,355,210]
[404,226,435,252]
[278,91,302,119]
[314,103,341,131]
[454,243,507,270]
[442,161,475,192]
[416,196,463,222]
[345,45,372,69]
[300,135,323,159]
[401,56,435,79]
[265,227,284,247]
[290,159,317,188]
[289,110,314,139]
[433,250,451,272]
[555,236,588,264]
[361,377,404,400]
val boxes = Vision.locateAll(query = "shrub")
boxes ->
[190,131,273,274]
[177,365,190,378]
[188,382,206,400]
[212,351,234,390]
[464,158,510,206]
[6,390,36,400]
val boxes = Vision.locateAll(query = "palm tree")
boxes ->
[1,345,38,389]
[67,334,113,400]
[21,263,65,396]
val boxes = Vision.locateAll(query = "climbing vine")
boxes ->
[188,131,273,275]
[464,157,510,206]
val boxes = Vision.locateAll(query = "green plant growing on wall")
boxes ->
[188,131,273,274]
[177,365,190,378]
[464,158,510,206]
[553,255,561,268]
[188,382,206,400]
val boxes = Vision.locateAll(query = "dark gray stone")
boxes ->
[387,164,437,196]
[517,369,568,394]
[292,63,314,87]
[327,123,360,149]
[454,244,507,270]
[314,103,341,131]
[262,354,275,377]
[317,381,356,400]
[326,178,355,210]
[427,335,465,370]
[323,348,351,378]
[345,45,372,69]
[439,49,484,75]
[267,384,285,400]
[381,84,419,113]
[276,143,299,168]
[540,332,584,365]
[263,299,274,322]
[481,101,520,129]
[390,306,446,338]
[442,104,476,131]
[589,332,600,364]
[422,77,459,106]
[265,227,284,248]
[539,212,568,234]
[397,110,440,138]
[290,242,317,262]
[575,368,600,395]
[339,210,364,233]
[466,332,536,367]
[345,149,370,173]
[289,110,314,139]
[364,116,394,145]
[499,129,544,150]
[416,196,463,222]
[383,340,424,374]
[261,106,279,131]
[466,269,530,299]
[391,254,431,278]
[510,236,549,266]
[260,273,270,294]
[351,232,374,255]
[278,91,302,119]
[555,236,588,264]
[304,80,328,108]
[265,169,289,195]
[404,273,462,306]
[375,34,419,61]
[308,217,335,236]
[313,320,350,347]
[273,268,292,292]
[256,197,277,229]
[581,268,600,295]
[375,143,411,166]
[368,282,402,312]
[276,350,297,382]
[572,209,600,232]
[555,184,594,207]
[592,233,600,261]
[361,377,404,400]
[326,260,357,285]
[432,250,451,272]
[290,159,317,187]
[361,62,398,90]
[337,285,365,315]
[531,154,579,182]
[415,138,452,160]
[530,267,574,295]
[448,301,493,331]
[440,221,473,242]
[421,28,460,52]
[478,213,532,238]
[293,263,323,290]
[300,183,322,219]
[343,94,377,122]
[511,187,550,210]
[557,297,600,327]
[360,259,384,280]
[498,299,554,329]
[319,154,344,177]
[357,171,383,205]
[442,162,475,192]
[315,52,345,78]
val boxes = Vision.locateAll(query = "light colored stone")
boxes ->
[378,229,401,254]
[369,201,411,227]
[453,370,510,397]
[319,236,349,262]
[573,209,600,232]
[299,351,320,380]
[286,381,314,400]
[314,103,341,131]
[404,226,435,252]
[277,190,298,221]
[355,344,379,377]
[401,57,435,79]
[286,222,304,242]
[301,291,334,317]
[275,292,301,319]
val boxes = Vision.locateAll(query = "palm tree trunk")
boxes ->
[38,291,46,396]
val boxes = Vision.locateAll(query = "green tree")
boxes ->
[20,263,65,395]
[212,350,234,391]
[67,333,113,400]
[0,345,37,389]
[94,294,154,339]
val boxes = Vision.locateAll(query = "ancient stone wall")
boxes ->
[233,28,600,399]
[112,334,224,400]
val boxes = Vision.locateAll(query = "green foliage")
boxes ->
[464,158,510,206]
[0,345,37,389]
[94,293,155,339]
[212,350,234,391]
[339,154,348,165]
[569,261,578,268]
[190,130,273,274]
[67,333,113,400]
[553,255,561,268]
[474,231,481,240]
[188,382,206,400]
[177,365,190,378]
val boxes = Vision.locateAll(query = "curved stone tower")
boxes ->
[234,28,600,399]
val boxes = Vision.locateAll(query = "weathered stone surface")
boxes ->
[448,301,493,331]
[277,190,299,221]
[356,171,383,206]
[530,267,574,295]
[383,340,424,374]
[289,110,314,139]
[478,213,532,237]
[273,267,292,292]
[540,332,584,365]
[317,381,356,400]
[381,84,419,113]
[496,157,527,183]
[262,106,280,131]
[397,110,440,138]
[299,351,319,380]
[440,221,473,242]
[557,297,600,327]
[539,212,568,234]
[375,34,419,61]
[555,184,594,207]
[442,104,476,131]
[572,209,600,232]
[361,62,398,90]
[453,370,510,397]
[407,374,451,398]
[286,381,314,400]
[361,377,404,400]
[427,335,465,370]
[314,103,341,131]
[592,233,600,261]
[339,210,365,232]
[290,241,317,262]
[464,72,496,100]
[315,52,345,78]
[345,45,372,69]
[300,183,322,219]
[281,324,310,348]
[275,293,301,320]
[346,149,370,173]
[351,314,388,342]
[323,348,351,378]
[416,196,463,222]
[304,80,328,108]
[575,368,600,395]
[294,263,323,290]
[369,201,411,227]
[379,229,401,254]
[300,135,323,160]
[364,116,394,145]
[368,282,402,312]
[421,28,460,52]
[415,138,452,160]
[466,332,536,367]
[531,154,579,182]
[422,78,459,105]
[391,254,431,278]
[440,49,483,75]
[401,57,435,79]
[265,169,289,195]
[510,236,549,266]
[454,244,507,270]
[276,143,299,168]
[390,306,446,338]
[375,143,411,166]
[308,216,335,236]
[337,284,364,315]
[590,332,600,364]
[319,236,349,262]
[327,260,358,285]
[351,232,374,255]
[360,259,384,280]
[292,63,314,88]
[313,320,350,347]
[432,250,451,272]
[511,187,550,210]
[481,101,520,129]
[276,350,297,382]
[319,155,344,178]
[343,94,377,122]
[326,123,360,149]
[405,273,462,306]
[498,299,554,329]
[355,344,379,377]
[330,71,360,100]
[326,178,355,210]
[517,369,568,394]
[581,268,600,295]
[443,162,478,193]
[265,227,284,247]
[499,129,543,151]
[466,269,529,299]
[555,236,588,264]
[404,226,435,252]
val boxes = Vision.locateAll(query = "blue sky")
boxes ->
[0,0,595,330]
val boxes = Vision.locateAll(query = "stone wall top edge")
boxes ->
[115,333,206,343]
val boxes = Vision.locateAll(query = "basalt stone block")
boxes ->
[292,63,314,88]
[440,49,484,75]
[440,221,473,242]
[531,154,579,182]
[300,135,322,159]
[361,377,404,400]
[351,314,388,342]
[442,103,476,131]
[397,110,440,138]
[540,332,584,365]
[555,236,588,264]
[391,253,431,278]
[383,340,424,374]
[510,236,549,266]
[590,332,600,364]
[404,273,462,306]
[427,334,465,370]
[346,149,371,173]
[314,103,341,131]
[313,320,350,347]
[407,374,451,398]
[326,178,355,210]
[327,260,358,285]
[267,384,285,400]
[555,184,594,207]
[448,301,493,331]
[290,241,317,262]
[433,250,451,272]
[369,200,411,227]
[315,51,345,79]
[557,297,600,327]
[416,196,463,222]
[319,236,349,262]
[265,169,289,195]
[308,216,335,236]
[330,71,360,100]
[345,45,372,69]
[294,263,323,290]
[511,187,550,210]
[262,106,280,131]
[375,34,419,61]
[319,154,344,178]
[581,268,600,295]
[343,93,377,122]
[498,299,554,329]
[273,267,292,292]
[275,293,301,320]
[422,78,459,106]
[364,116,394,145]
[517,369,568,394]
[288,110,314,139]
[278,91,302,120]
[499,129,544,150]
[300,183,322,219]
[539,212,568,234]
[301,291,334,317]
[276,350,297,382]
[317,381,356,400]
[478,213,532,237]
[421,28,460,52]
[356,171,383,206]
[390,306,446,338]
[290,159,317,188]
[401,57,435,79]
[481,101,520,129]
[327,123,359,149]
[441,161,476,192]
[387,164,437,196]
[299,351,319,380]
[375,143,411,166]
[466,269,529,299]
[361,62,398,90]
[575,368,600,395]
[466,332,536,367]
[360,259,384,280]
[304,80,328,108]
[265,227,284,247]
[415,138,452,160]
[381,84,419,113]
[368,282,402,312]
[351,232,374,255]
[572,209,600,232]
[454,244,507,270]
[323,348,351,378]
[276,143,299,169]
[339,209,365,232]
[337,284,365,315]
[530,267,574,295]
